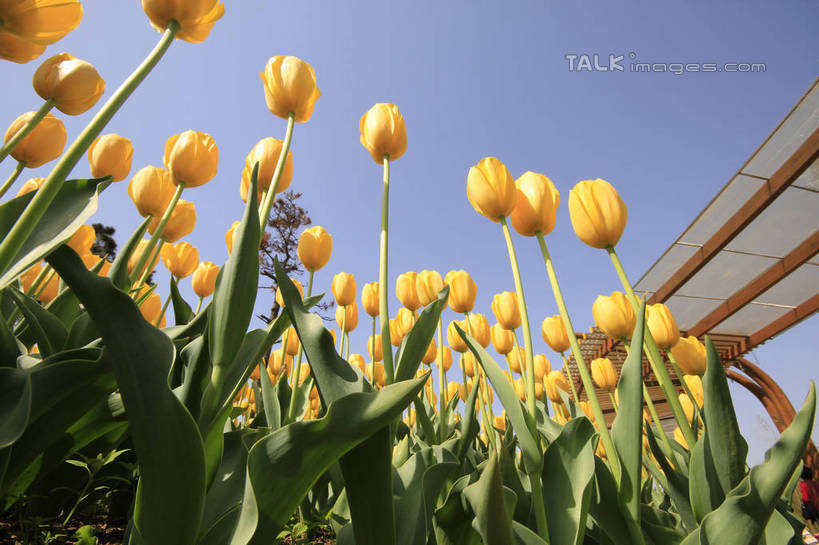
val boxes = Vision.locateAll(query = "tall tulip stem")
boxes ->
[258,113,295,226]
[606,245,697,447]
[134,240,165,292]
[378,155,394,384]
[437,318,447,440]
[0,160,26,199]
[0,24,179,280]
[131,184,183,285]
[0,98,56,165]
[536,233,620,478]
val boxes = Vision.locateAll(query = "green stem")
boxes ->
[536,233,620,478]
[62,468,94,527]
[530,476,549,542]
[0,24,179,279]
[0,98,55,165]
[134,240,165,292]
[131,184,183,284]
[287,271,314,422]
[292,270,313,380]
[437,318,446,441]
[606,245,697,448]
[0,160,25,199]
[258,113,295,226]
[24,264,51,297]
[369,316,376,384]
[608,390,618,413]
[32,269,57,300]
[155,288,173,327]
[379,155,394,384]
[194,296,203,314]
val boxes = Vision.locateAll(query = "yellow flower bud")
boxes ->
[0,32,46,64]
[396,271,421,311]
[646,303,680,349]
[331,272,356,306]
[4,112,65,167]
[491,291,521,331]
[260,56,321,122]
[128,239,160,277]
[33,53,105,115]
[361,281,379,318]
[596,440,607,460]
[359,103,407,163]
[141,0,224,43]
[389,317,403,347]
[298,362,311,385]
[225,221,240,255]
[544,370,570,403]
[447,319,467,353]
[533,354,551,380]
[372,362,386,387]
[0,1,82,46]
[16,177,45,197]
[87,134,133,182]
[592,292,635,340]
[367,334,383,362]
[679,393,695,425]
[268,348,292,377]
[420,339,437,365]
[461,352,477,378]
[284,327,300,356]
[335,302,359,333]
[149,199,196,243]
[447,381,460,403]
[494,414,507,432]
[349,353,366,374]
[297,225,332,272]
[579,401,595,422]
[490,323,514,355]
[591,357,618,391]
[466,157,516,222]
[673,427,688,450]
[682,375,704,407]
[568,178,628,249]
[67,224,95,255]
[244,137,293,195]
[541,315,570,353]
[128,166,175,218]
[139,291,165,327]
[275,278,303,308]
[510,171,560,237]
[439,346,453,372]
[163,130,219,188]
[514,378,526,401]
[507,346,524,374]
[444,270,477,314]
[395,307,416,337]
[671,336,707,376]
[415,269,443,307]
[465,313,490,348]
[192,261,220,298]
[161,241,199,279]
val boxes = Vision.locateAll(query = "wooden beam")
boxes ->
[727,293,819,359]
[649,126,819,305]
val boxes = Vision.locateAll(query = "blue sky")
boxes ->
[2,0,817,463]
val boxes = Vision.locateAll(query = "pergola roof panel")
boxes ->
[677,251,779,300]
[793,157,819,191]
[753,263,819,307]
[664,295,724,331]
[711,302,793,337]
[634,244,697,293]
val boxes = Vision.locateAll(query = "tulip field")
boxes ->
[0,2,816,545]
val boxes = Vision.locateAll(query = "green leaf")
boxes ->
[259,359,280,431]
[463,453,516,545]
[587,457,633,545]
[47,246,206,545]
[0,305,19,366]
[394,287,448,382]
[0,368,30,449]
[434,474,482,545]
[7,286,67,356]
[0,177,110,290]
[228,377,427,545]
[170,276,194,326]
[681,383,816,545]
[108,216,151,290]
[644,423,696,532]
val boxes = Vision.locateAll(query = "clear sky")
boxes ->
[2,0,817,464]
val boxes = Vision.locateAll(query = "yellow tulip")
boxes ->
[192,261,220,298]
[0,0,82,45]
[466,157,516,222]
[33,53,105,115]
[446,381,460,403]
[439,346,453,371]
[533,354,551,380]
[579,401,595,422]
[396,271,421,311]
[395,307,416,337]
[297,225,333,272]
[447,319,467,353]
[508,346,524,374]
[673,427,688,450]
[568,178,628,249]
[461,352,477,378]
[148,199,196,243]
[415,269,443,307]
[20,262,42,293]
[646,303,680,349]
[389,317,403,347]
[268,348,292,377]
[16,177,45,196]
[87,134,133,182]
[372,362,386,387]
[494,411,507,432]
[465,313,490,348]
[541,315,570,353]
[444,270,477,313]
[275,278,303,308]
[491,291,520,330]
[513,378,526,401]
[422,338,437,365]
[361,281,379,318]
[679,393,695,424]
[139,291,165,327]
[225,221,240,254]
[67,224,95,255]
[591,357,618,391]
[349,353,366,374]
[509,171,560,237]
[128,239,160,277]
[163,130,218,188]
[671,336,707,376]
[490,323,513,355]
[141,0,225,43]
[683,375,704,407]
[544,370,570,403]
[161,241,199,279]
[331,272,356,306]
[260,56,321,122]
[0,32,46,63]
[359,103,407,163]
[128,166,175,217]
[243,137,293,195]
[592,292,635,340]
[284,327,300,356]
[367,334,383,362]
[4,112,65,167]
[335,302,359,333]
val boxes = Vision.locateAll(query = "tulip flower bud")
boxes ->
[439,346,453,371]
[646,303,680,349]
[87,134,133,182]
[141,0,225,43]
[510,171,561,237]
[297,362,311,386]
[389,317,403,347]
[149,199,196,243]
[596,440,608,460]
[128,239,160,277]
[545,370,570,403]
[682,375,704,407]
[513,378,526,401]
[533,354,551,380]
[297,225,332,272]
[33,53,105,115]
[541,315,570,353]
[36,271,60,303]
[490,323,514,355]
[494,413,507,432]
[225,221,240,255]
[128,166,175,217]
[161,241,199,279]
[579,401,595,422]
[592,292,635,340]
[679,393,695,424]
[0,1,82,46]
[139,291,165,326]
[359,103,407,163]
[415,269,443,307]
[673,427,689,450]
[331,272,356,306]
[568,178,628,249]
[422,339,437,365]
[360,281,379,318]
[465,313,490,348]
[367,334,383,362]
[447,319,468,353]
[20,263,43,293]
[591,358,618,391]
[163,130,219,188]
[447,381,460,403]
[16,177,45,197]
[507,346,524,374]
[260,56,321,122]
[275,278,303,308]
[192,261,220,298]
[670,336,707,376]
[335,302,359,333]
[284,327,300,356]
[395,271,421,311]
[244,137,294,195]
[491,291,521,330]
[461,352,477,378]
[0,32,46,64]
[349,353,366,374]
[372,362,386,387]
[444,270,477,314]
[466,157,516,222]
[4,112,66,167]
[395,307,416,337]
[67,224,95,255]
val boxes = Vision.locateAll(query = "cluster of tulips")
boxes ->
[0,2,816,545]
